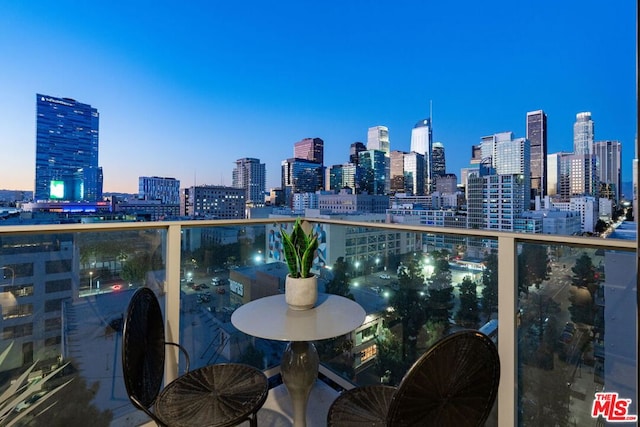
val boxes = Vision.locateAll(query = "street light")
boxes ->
[89,271,101,294]
[354,261,361,277]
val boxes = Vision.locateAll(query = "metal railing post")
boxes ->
[165,224,182,383]
[497,235,518,427]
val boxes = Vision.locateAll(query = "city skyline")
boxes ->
[0,1,636,194]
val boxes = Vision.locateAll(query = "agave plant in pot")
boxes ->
[281,218,319,310]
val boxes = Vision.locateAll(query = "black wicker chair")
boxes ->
[122,287,268,427]
[327,330,500,427]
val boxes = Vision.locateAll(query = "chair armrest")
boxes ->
[165,341,191,373]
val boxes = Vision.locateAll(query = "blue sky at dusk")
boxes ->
[0,1,636,194]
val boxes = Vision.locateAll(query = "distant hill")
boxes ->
[0,189,33,203]
[104,192,138,201]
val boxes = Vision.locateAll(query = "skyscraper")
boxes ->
[410,118,433,193]
[327,163,358,192]
[349,142,366,165]
[367,126,390,155]
[389,150,406,194]
[294,137,324,164]
[593,140,622,203]
[232,158,266,206]
[358,150,387,195]
[432,142,446,177]
[34,94,102,202]
[526,110,548,198]
[558,154,598,199]
[293,137,324,189]
[573,112,594,155]
[403,151,425,196]
[281,158,324,206]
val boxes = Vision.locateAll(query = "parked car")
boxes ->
[216,287,226,294]
[379,274,391,279]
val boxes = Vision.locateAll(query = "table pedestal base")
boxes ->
[281,341,319,427]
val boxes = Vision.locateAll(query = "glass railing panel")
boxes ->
[178,224,284,372]
[0,228,167,426]
[265,221,498,424]
[517,243,637,426]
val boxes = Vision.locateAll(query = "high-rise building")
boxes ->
[294,137,324,164]
[281,158,324,206]
[183,185,245,218]
[435,174,458,194]
[327,163,358,192]
[403,152,425,196]
[138,176,180,204]
[367,126,390,155]
[389,151,406,194]
[358,150,387,195]
[34,94,102,202]
[593,140,622,203]
[389,151,425,196]
[470,144,483,164]
[558,154,598,199]
[410,119,433,193]
[484,132,531,176]
[293,138,324,190]
[349,142,366,165]
[432,142,446,177]
[410,119,432,155]
[467,173,529,232]
[573,112,594,155]
[232,158,266,206]
[526,110,548,198]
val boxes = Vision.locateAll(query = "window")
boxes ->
[2,303,33,319]
[3,323,33,339]
[45,318,62,332]
[45,298,67,313]
[45,279,72,293]
[45,259,72,274]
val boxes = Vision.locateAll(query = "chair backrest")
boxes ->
[122,287,166,412]
[386,330,500,427]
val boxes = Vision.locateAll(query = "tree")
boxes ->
[390,256,427,362]
[571,252,600,295]
[594,219,609,234]
[568,253,601,326]
[517,244,550,295]
[423,320,447,349]
[456,276,480,327]
[374,327,405,386]
[120,251,163,285]
[481,252,498,316]
[427,257,453,324]
[325,257,354,300]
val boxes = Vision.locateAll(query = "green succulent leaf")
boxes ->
[280,218,317,278]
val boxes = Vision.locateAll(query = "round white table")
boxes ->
[231,293,366,427]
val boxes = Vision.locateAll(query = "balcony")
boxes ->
[0,218,636,426]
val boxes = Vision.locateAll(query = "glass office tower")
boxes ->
[526,110,548,199]
[34,94,102,202]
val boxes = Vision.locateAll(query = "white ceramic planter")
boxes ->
[285,275,318,310]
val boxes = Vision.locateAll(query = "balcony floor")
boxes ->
[243,379,339,426]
